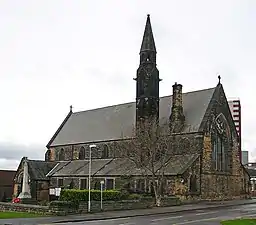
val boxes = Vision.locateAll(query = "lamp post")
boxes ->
[100,180,104,211]
[88,144,96,213]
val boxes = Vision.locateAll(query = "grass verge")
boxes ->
[221,218,256,225]
[0,211,44,219]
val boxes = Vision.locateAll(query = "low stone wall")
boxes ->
[0,202,51,215]
[0,196,181,216]
[78,199,151,214]
[78,196,180,214]
[49,201,78,216]
[161,196,181,207]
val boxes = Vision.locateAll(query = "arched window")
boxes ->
[189,174,197,193]
[59,148,65,161]
[17,172,23,183]
[45,150,51,161]
[79,147,85,160]
[102,145,109,158]
[178,138,190,153]
[212,113,231,172]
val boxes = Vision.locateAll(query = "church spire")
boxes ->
[135,15,160,125]
[140,14,156,53]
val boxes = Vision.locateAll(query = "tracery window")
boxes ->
[59,148,65,161]
[178,138,190,154]
[189,174,197,193]
[101,145,109,158]
[211,113,230,172]
[79,146,85,160]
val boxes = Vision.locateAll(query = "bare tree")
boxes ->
[121,118,175,206]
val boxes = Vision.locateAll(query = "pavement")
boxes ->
[55,203,256,225]
[0,199,256,225]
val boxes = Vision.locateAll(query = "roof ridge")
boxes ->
[28,159,46,162]
[73,87,216,114]
[28,159,55,163]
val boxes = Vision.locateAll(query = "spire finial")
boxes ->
[140,14,156,53]
[70,105,73,112]
[217,74,221,84]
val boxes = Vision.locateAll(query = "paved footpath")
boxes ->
[1,199,256,225]
[56,203,256,225]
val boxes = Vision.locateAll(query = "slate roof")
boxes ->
[27,160,58,180]
[48,159,112,177]
[49,87,216,147]
[48,154,199,177]
[246,168,256,178]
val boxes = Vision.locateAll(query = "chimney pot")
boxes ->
[169,82,185,132]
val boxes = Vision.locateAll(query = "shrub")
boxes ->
[60,189,124,203]
[127,193,142,200]
[49,200,77,209]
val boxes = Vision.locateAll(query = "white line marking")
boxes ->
[151,215,183,222]
[173,217,218,224]
[194,211,218,216]
[118,223,136,225]
[84,217,132,223]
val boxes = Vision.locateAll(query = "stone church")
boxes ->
[13,15,250,201]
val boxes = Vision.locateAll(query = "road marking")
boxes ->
[194,211,218,216]
[173,217,218,224]
[228,208,242,212]
[79,217,132,223]
[118,223,135,225]
[151,215,183,222]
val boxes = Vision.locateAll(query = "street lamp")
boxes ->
[88,144,96,213]
[100,180,104,211]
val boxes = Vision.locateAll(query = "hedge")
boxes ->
[49,200,76,209]
[60,189,126,203]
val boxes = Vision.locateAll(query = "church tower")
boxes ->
[134,15,161,127]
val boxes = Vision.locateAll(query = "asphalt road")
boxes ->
[56,203,256,225]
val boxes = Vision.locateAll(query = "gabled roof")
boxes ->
[246,168,256,178]
[15,157,58,181]
[48,154,199,177]
[48,87,216,147]
[49,159,113,177]
[27,160,58,180]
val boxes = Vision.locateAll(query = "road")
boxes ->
[56,203,256,225]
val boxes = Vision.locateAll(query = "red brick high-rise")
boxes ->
[228,99,241,161]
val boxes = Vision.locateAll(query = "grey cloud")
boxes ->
[0,159,20,170]
[0,142,45,161]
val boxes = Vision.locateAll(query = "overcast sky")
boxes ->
[0,0,255,170]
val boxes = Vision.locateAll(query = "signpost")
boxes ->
[100,180,104,211]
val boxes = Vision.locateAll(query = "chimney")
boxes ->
[169,82,185,132]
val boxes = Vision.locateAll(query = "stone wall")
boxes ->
[47,131,204,162]
[49,141,119,162]
[166,157,201,200]
[77,196,180,214]
[50,177,119,190]
[78,200,152,214]
[0,202,50,215]
[0,196,180,216]
[201,132,250,200]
